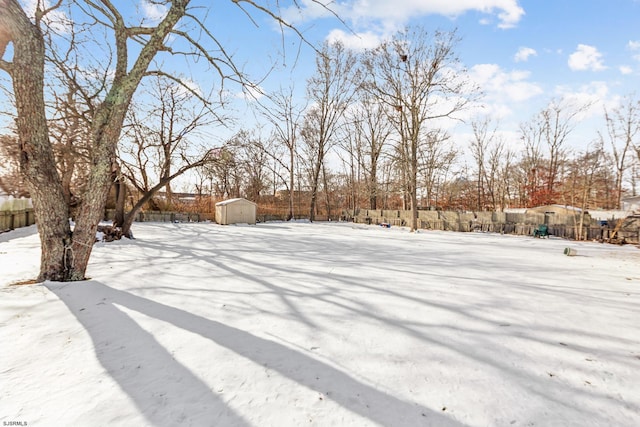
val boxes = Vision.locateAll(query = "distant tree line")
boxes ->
[188,34,640,225]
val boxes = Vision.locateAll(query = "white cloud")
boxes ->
[141,0,168,24]
[470,63,544,103]
[627,40,640,62]
[326,29,383,50]
[20,0,71,33]
[620,65,634,75]
[628,40,640,51]
[176,79,202,98]
[553,81,610,120]
[281,0,340,25]
[284,0,524,31]
[236,84,265,102]
[568,44,606,71]
[494,4,525,29]
[514,47,537,62]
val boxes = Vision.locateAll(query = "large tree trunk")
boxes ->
[1,0,73,281]
[69,120,123,280]
[410,137,419,232]
[1,0,189,281]
[369,161,378,210]
[309,192,317,222]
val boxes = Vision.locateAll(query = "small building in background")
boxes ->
[526,204,582,216]
[527,204,632,221]
[621,195,640,213]
[215,198,257,225]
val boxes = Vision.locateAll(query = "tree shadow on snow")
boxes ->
[48,280,464,427]
[121,226,639,424]
[47,281,251,426]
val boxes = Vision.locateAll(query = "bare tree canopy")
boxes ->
[362,26,476,231]
[254,84,306,220]
[601,94,640,209]
[302,40,360,221]
[0,0,317,281]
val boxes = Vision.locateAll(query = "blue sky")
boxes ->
[173,0,640,151]
[6,0,640,151]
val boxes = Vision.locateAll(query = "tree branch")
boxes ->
[0,59,13,74]
[34,0,63,26]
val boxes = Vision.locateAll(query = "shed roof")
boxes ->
[622,195,640,203]
[215,198,257,206]
[530,204,582,212]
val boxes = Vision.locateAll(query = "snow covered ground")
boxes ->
[1,222,639,426]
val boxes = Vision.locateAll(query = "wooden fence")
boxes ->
[105,209,327,224]
[0,208,36,232]
[104,209,215,223]
[351,209,640,244]
[5,203,634,244]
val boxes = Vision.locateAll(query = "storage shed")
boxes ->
[215,198,257,225]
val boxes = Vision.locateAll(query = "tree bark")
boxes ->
[309,155,322,222]
[288,147,295,220]
[370,161,378,210]
[1,0,189,281]
[1,0,73,281]
[322,163,331,219]
[113,164,127,227]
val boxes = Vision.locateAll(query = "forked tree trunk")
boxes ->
[1,0,189,281]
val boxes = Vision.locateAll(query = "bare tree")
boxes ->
[44,13,105,209]
[519,113,547,206]
[1,57,93,205]
[335,116,364,214]
[227,129,272,202]
[362,26,475,231]
[469,116,506,211]
[48,85,92,208]
[0,45,92,202]
[201,145,242,200]
[116,75,219,237]
[0,0,313,281]
[543,99,590,200]
[418,129,457,209]
[520,97,590,206]
[256,85,304,220]
[494,146,516,211]
[302,41,360,221]
[348,93,393,210]
[563,143,603,240]
[601,94,640,208]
